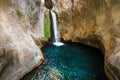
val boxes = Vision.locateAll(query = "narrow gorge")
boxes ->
[0,0,120,80]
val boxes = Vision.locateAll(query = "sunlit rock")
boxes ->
[0,0,45,80]
[53,0,120,80]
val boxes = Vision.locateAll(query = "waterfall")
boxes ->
[50,10,64,46]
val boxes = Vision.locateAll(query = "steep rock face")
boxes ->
[0,0,46,80]
[53,0,120,80]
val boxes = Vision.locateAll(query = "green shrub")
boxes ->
[16,9,24,18]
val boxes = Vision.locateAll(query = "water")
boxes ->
[50,11,64,46]
[22,43,108,80]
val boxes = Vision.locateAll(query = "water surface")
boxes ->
[22,43,108,80]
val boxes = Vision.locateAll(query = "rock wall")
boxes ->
[1,0,120,80]
[52,0,120,80]
[0,0,46,80]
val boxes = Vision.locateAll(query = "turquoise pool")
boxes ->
[22,43,108,80]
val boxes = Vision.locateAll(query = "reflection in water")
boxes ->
[22,43,108,80]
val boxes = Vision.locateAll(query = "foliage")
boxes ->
[44,14,51,38]
[16,9,24,18]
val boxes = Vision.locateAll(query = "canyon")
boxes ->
[0,0,120,80]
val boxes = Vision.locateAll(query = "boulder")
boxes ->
[0,0,46,80]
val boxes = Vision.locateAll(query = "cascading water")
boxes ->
[50,10,64,46]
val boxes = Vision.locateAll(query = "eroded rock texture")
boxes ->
[0,0,45,80]
[52,0,120,80]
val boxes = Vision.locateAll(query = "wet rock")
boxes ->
[44,0,53,10]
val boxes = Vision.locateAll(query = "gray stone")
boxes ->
[0,0,46,80]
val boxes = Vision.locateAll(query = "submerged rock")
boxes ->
[52,0,120,80]
[48,68,62,80]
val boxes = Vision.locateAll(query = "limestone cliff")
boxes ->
[1,0,120,80]
[0,0,46,80]
[52,0,120,80]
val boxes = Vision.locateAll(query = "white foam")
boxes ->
[53,42,64,46]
